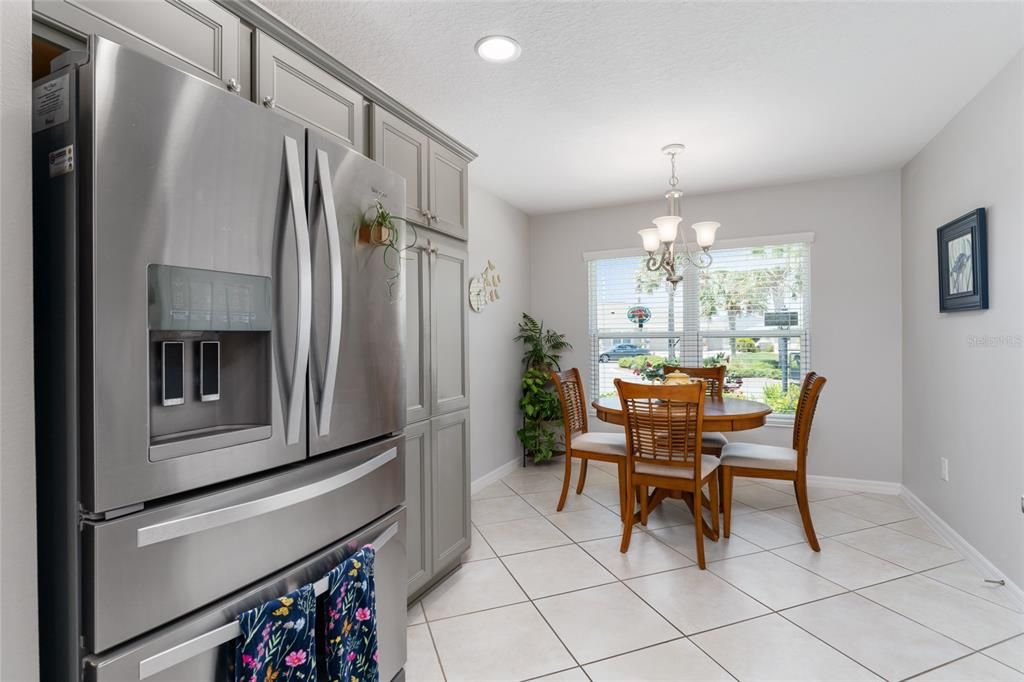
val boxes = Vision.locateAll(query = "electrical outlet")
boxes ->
[940,457,949,482]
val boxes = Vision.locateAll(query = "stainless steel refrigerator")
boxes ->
[33,37,407,681]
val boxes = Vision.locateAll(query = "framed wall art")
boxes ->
[937,208,988,312]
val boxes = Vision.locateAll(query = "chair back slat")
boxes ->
[615,379,705,477]
[792,372,827,457]
[550,368,589,442]
[663,365,726,398]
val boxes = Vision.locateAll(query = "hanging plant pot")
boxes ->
[358,219,397,247]
[357,199,420,302]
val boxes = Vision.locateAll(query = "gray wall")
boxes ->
[529,171,904,483]
[468,184,531,480]
[901,51,1024,587]
[0,0,40,678]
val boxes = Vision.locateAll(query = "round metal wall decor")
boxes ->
[469,260,501,312]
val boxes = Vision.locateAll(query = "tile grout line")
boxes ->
[771,606,896,681]
[901,649,1011,681]
[768,551,1015,679]
[978,634,1024,674]
[491,469,882,679]
[505,479,603,682]
[553,466,881,680]
[852,577,1020,653]
[589,470,1017,672]
[529,469,866,679]
[492,480,589,675]
[420,613,449,682]
[424,465,1003,682]
[878,518,958,549]
[914,565,1024,616]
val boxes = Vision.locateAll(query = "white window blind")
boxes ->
[588,237,812,421]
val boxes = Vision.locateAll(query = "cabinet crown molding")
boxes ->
[221,0,478,162]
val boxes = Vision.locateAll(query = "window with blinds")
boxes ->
[587,236,812,421]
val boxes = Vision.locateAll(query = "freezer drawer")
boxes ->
[84,435,403,652]
[85,507,407,681]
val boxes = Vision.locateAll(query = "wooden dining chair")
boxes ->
[550,368,628,522]
[615,378,720,568]
[663,365,729,456]
[721,372,827,551]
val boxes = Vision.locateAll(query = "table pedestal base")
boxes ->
[631,487,719,541]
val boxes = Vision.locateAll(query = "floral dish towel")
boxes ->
[323,545,379,682]
[234,584,317,682]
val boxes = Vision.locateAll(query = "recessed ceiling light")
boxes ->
[475,35,521,63]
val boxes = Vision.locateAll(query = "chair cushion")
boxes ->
[720,442,798,471]
[702,432,728,449]
[635,455,719,480]
[571,432,627,457]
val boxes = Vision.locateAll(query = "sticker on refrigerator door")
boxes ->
[32,74,69,132]
[48,145,74,178]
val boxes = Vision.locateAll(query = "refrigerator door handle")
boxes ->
[136,520,400,680]
[135,447,397,548]
[284,135,312,446]
[314,148,343,437]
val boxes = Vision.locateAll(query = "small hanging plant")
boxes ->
[357,198,420,301]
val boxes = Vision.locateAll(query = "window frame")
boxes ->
[585,232,813,426]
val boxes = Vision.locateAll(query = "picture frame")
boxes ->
[937,208,988,312]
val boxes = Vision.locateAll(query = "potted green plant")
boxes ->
[514,313,572,462]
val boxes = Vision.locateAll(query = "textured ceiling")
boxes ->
[261,1,1024,215]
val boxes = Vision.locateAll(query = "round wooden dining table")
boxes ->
[591,393,772,541]
[592,394,772,432]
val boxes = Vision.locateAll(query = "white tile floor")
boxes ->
[406,458,1024,681]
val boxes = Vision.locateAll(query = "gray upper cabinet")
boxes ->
[255,31,364,152]
[430,236,470,415]
[431,410,470,569]
[373,108,430,225]
[372,105,470,241]
[34,0,241,93]
[428,141,469,240]
[404,245,431,425]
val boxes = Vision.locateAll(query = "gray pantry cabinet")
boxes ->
[403,232,471,599]
[404,244,432,425]
[373,105,469,241]
[32,0,474,608]
[403,409,471,598]
[403,232,470,422]
[404,420,432,595]
[430,409,471,570]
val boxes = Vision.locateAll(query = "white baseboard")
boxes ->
[901,486,1024,610]
[806,474,902,496]
[471,458,521,495]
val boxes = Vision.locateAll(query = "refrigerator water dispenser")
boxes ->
[148,266,273,462]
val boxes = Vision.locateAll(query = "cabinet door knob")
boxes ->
[226,78,241,93]
[262,96,276,109]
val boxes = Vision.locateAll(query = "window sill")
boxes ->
[764,414,795,428]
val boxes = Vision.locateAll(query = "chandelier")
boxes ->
[638,144,720,288]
